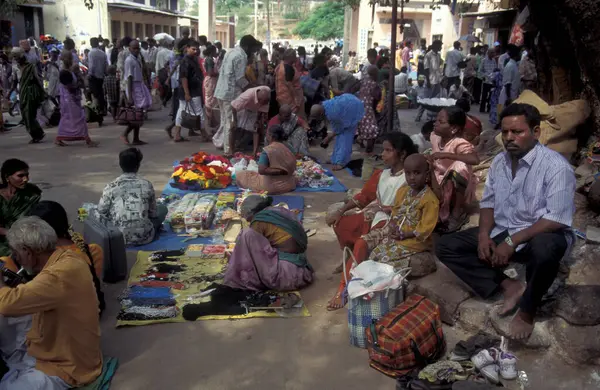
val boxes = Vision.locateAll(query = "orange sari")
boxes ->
[236,142,297,194]
[275,63,306,119]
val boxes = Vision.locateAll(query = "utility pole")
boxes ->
[254,0,258,37]
[266,0,271,55]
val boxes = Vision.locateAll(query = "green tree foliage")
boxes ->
[293,0,345,41]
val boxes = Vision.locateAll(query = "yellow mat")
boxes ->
[116,251,310,327]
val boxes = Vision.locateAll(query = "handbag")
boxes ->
[116,106,144,126]
[180,102,202,130]
[345,247,409,349]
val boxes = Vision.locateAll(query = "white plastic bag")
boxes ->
[232,159,248,174]
[247,160,259,172]
[347,259,410,300]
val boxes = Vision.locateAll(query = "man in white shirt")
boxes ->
[155,40,172,74]
[424,40,443,98]
[444,41,465,89]
[394,66,409,94]
[361,49,378,77]
[501,44,522,107]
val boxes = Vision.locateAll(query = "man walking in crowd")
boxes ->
[463,46,478,100]
[436,103,575,340]
[213,35,260,156]
[402,40,412,73]
[361,48,378,76]
[155,39,172,75]
[502,44,522,108]
[444,41,465,90]
[424,40,443,99]
[479,47,497,113]
[87,37,107,115]
[0,216,102,389]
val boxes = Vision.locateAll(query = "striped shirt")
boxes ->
[480,142,575,245]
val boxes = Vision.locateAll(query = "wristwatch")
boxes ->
[504,235,515,248]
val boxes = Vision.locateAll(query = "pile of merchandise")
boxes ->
[294,159,334,188]
[166,193,218,234]
[171,152,233,190]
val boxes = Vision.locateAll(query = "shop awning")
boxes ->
[461,8,517,18]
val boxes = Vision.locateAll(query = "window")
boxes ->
[155,25,162,33]
[171,26,177,38]
[111,20,121,41]
[135,23,143,39]
[432,34,443,43]
[145,24,153,37]
[164,25,169,34]
[169,0,177,11]
[124,22,133,38]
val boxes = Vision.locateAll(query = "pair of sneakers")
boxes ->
[471,347,517,384]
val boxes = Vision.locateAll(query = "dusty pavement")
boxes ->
[1,108,599,390]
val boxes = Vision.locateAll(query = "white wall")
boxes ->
[43,0,109,48]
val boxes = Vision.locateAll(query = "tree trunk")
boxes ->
[526,0,600,132]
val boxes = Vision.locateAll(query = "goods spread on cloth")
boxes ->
[116,191,309,326]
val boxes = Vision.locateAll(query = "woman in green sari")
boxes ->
[14,48,46,143]
[0,159,42,256]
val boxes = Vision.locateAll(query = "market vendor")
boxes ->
[224,195,313,291]
[0,159,42,257]
[235,125,297,194]
[267,104,310,156]
[97,148,168,246]
[231,85,271,157]
[436,103,575,340]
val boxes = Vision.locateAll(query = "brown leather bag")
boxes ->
[116,106,144,126]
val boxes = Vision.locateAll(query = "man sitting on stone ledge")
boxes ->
[436,103,576,340]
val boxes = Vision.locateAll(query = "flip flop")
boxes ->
[131,140,148,145]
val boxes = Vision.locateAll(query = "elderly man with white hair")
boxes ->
[0,217,102,389]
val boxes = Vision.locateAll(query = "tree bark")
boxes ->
[526,0,600,131]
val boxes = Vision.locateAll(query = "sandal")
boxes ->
[54,140,67,147]
[326,290,348,311]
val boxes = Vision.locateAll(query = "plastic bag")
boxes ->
[247,160,259,172]
[233,159,248,173]
[347,260,410,300]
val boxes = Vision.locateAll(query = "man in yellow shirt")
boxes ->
[0,216,102,389]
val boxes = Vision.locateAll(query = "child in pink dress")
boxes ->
[429,106,480,232]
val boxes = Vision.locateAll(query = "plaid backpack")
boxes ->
[366,295,446,378]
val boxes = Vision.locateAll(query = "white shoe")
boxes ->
[480,364,500,384]
[471,348,498,370]
[498,351,518,380]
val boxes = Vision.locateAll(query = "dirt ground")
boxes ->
[1,108,599,390]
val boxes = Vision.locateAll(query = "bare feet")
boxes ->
[509,310,534,340]
[120,135,130,145]
[326,290,346,311]
[331,164,344,171]
[499,279,526,316]
[55,140,67,147]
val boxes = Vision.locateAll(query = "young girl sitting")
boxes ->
[429,106,479,232]
[363,154,439,268]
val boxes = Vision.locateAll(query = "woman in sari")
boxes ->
[202,44,219,128]
[429,106,479,233]
[311,93,365,170]
[326,133,417,310]
[275,49,306,120]
[224,195,313,291]
[356,65,382,154]
[0,159,41,256]
[14,49,45,143]
[236,125,297,194]
[55,70,98,147]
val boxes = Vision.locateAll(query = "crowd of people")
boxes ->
[0,28,576,388]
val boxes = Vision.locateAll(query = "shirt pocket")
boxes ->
[27,313,43,342]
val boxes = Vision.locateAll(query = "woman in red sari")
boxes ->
[326,133,418,310]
